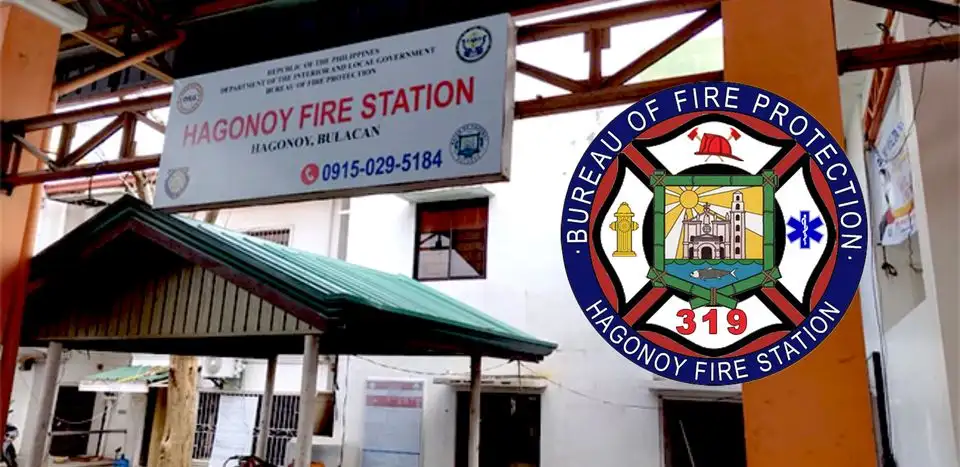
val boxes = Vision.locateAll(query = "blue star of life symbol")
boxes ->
[787,211,824,249]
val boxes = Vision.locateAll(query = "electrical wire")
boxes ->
[352,356,734,411]
[353,356,513,376]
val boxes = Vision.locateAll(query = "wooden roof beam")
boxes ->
[517,0,718,44]
[837,33,960,73]
[4,155,160,186]
[601,3,721,88]
[848,0,959,26]
[71,30,176,83]
[54,31,185,96]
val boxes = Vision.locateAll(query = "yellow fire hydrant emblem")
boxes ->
[609,202,639,257]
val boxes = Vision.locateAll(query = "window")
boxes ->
[244,228,291,246]
[735,235,740,243]
[735,225,741,232]
[415,198,489,280]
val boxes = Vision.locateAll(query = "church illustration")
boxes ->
[681,191,747,260]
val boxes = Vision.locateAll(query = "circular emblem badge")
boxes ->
[176,82,204,115]
[450,123,490,165]
[456,26,492,63]
[560,82,868,385]
[164,167,191,200]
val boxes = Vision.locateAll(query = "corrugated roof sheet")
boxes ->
[30,195,556,360]
[176,215,553,350]
[86,365,169,384]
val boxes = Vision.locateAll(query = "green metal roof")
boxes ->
[84,365,169,384]
[29,196,557,361]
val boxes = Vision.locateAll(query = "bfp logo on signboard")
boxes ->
[560,82,868,385]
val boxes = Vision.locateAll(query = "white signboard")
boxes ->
[868,71,917,246]
[156,14,515,211]
[360,379,424,467]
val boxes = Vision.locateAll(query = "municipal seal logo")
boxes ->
[450,123,489,165]
[176,82,203,115]
[561,82,868,385]
[164,167,191,200]
[456,25,492,63]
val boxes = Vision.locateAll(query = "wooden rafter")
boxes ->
[837,33,960,72]
[54,31,185,96]
[4,156,161,187]
[4,3,960,189]
[848,0,959,26]
[601,3,721,88]
[862,10,897,149]
[516,61,586,92]
[517,71,723,118]
[72,31,176,84]
[585,28,610,86]
[516,0,717,43]
[59,117,125,167]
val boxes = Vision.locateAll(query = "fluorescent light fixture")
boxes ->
[0,0,87,34]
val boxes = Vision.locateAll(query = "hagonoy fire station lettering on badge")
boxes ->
[560,82,868,386]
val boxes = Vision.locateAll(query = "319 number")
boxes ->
[676,308,747,336]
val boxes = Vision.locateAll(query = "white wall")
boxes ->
[213,199,341,257]
[840,16,960,467]
[903,17,960,456]
[10,349,133,463]
[338,107,680,467]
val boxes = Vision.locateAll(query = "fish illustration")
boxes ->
[690,267,737,280]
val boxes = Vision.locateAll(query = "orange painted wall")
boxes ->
[0,4,60,427]
[721,0,880,466]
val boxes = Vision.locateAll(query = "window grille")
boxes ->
[192,391,301,466]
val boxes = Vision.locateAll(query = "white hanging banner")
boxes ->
[868,71,918,246]
[208,395,260,467]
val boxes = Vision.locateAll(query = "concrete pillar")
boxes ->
[721,1,879,466]
[0,3,65,429]
[255,355,277,459]
[24,341,62,467]
[467,356,481,467]
[296,336,319,467]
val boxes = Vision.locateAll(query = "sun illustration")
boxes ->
[663,185,765,260]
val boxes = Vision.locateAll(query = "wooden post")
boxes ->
[156,355,198,467]
[467,356,481,467]
[255,355,278,459]
[296,336,319,467]
[0,3,61,430]
[23,341,61,467]
[147,388,168,467]
[722,1,880,466]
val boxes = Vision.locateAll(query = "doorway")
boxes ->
[661,398,746,467]
[700,246,713,259]
[455,392,541,467]
[48,386,97,457]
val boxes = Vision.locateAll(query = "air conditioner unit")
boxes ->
[200,357,242,379]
